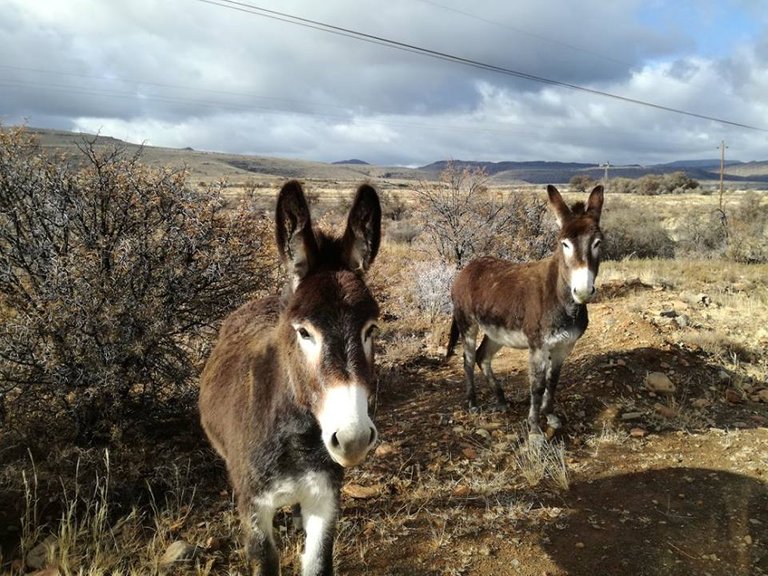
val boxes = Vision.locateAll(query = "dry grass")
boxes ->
[3,185,768,574]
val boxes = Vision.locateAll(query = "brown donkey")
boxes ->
[199,181,382,576]
[447,184,604,442]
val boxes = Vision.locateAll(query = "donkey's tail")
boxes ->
[445,316,460,360]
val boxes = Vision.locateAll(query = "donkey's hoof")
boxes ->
[490,401,509,413]
[546,414,563,430]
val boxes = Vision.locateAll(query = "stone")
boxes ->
[630,427,647,438]
[692,398,711,409]
[757,389,768,403]
[654,403,677,418]
[26,536,56,570]
[621,411,644,421]
[374,442,398,457]
[452,484,471,497]
[674,315,690,328]
[475,428,492,441]
[159,540,198,568]
[645,372,676,394]
[724,388,743,404]
[31,569,60,576]
[342,483,381,499]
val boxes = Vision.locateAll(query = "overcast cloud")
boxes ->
[2,0,767,166]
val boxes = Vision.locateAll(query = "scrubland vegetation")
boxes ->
[1,128,766,575]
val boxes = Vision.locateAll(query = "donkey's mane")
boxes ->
[570,201,587,215]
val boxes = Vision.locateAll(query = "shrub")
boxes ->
[415,163,555,268]
[405,260,456,322]
[0,127,276,445]
[569,174,597,193]
[675,210,727,258]
[601,199,675,259]
[725,192,768,263]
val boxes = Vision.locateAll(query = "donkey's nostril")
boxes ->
[331,432,340,448]
[369,427,377,446]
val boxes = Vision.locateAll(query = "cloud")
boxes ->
[2,0,767,164]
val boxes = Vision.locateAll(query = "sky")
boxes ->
[2,0,768,166]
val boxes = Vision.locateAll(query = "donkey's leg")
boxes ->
[541,344,573,430]
[300,482,339,576]
[476,335,507,409]
[462,324,480,411]
[240,496,279,576]
[527,347,550,444]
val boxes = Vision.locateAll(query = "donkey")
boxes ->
[447,184,604,442]
[199,180,382,576]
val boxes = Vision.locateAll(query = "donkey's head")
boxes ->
[275,180,381,467]
[547,184,604,304]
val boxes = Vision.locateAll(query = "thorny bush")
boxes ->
[0,127,276,445]
[415,163,555,269]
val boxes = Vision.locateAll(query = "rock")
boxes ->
[718,370,732,384]
[452,484,471,497]
[674,315,690,328]
[697,293,711,306]
[159,540,198,568]
[462,446,477,460]
[374,442,398,457]
[26,535,56,570]
[31,569,60,576]
[654,403,677,418]
[757,389,768,403]
[724,388,743,404]
[621,411,644,421]
[475,428,491,441]
[342,483,381,499]
[692,398,711,409]
[645,372,676,394]
[629,427,647,438]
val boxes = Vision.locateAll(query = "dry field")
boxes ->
[1,182,767,576]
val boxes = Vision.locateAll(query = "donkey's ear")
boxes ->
[586,184,604,222]
[342,183,381,273]
[546,184,571,228]
[275,180,319,286]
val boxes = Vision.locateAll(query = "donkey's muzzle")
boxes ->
[328,424,378,467]
[318,383,378,467]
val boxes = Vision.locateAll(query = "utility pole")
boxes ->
[599,161,611,186]
[717,140,729,242]
[718,140,728,209]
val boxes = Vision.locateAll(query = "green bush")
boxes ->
[0,127,276,445]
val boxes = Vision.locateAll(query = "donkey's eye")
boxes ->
[297,327,312,340]
[593,239,602,249]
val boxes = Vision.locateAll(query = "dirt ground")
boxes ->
[1,274,766,576]
[326,277,768,576]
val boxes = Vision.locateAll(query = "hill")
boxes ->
[16,126,768,186]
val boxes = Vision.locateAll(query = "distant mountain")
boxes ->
[14,126,768,185]
[655,159,743,170]
[416,158,768,185]
[332,159,369,165]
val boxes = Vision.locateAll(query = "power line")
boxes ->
[412,0,633,68]
[0,78,553,138]
[194,0,767,133]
